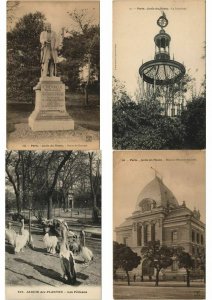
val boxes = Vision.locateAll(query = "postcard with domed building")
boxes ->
[113,150,205,299]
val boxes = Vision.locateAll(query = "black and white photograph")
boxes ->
[7,1,100,150]
[5,150,101,299]
[113,150,205,299]
[113,0,205,150]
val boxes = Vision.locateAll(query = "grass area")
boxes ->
[7,93,100,134]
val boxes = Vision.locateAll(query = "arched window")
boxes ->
[140,199,156,212]
[151,224,155,242]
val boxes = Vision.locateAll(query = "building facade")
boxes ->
[115,175,205,280]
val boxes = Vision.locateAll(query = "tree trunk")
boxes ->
[126,270,130,286]
[155,269,160,287]
[48,195,53,219]
[84,86,88,106]
[15,191,21,213]
[186,269,190,287]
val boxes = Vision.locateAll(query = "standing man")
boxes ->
[40,23,58,77]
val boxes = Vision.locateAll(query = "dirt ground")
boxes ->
[5,224,101,287]
[7,93,100,150]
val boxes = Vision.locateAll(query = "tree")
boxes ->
[113,241,141,285]
[88,152,101,223]
[7,1,20,30]
[113,97,185,149]
[181,96,206,149]
[177,251,194,287]
[141,241,174,286]
[59,10,99,101]
[6,151,22,213]
[7,12,46,103]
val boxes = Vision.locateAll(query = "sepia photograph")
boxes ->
[113,150,205,299]
[113,0,205,150]
[5,150,101,299]
[7,1,100,150]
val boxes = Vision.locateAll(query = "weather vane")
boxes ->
[157,11,168,29]
[151,167,163,180]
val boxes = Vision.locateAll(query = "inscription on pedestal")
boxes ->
[41,82,65,111]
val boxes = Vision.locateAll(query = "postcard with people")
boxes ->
[7,0,100,150]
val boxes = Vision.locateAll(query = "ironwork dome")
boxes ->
[139,12,186,116]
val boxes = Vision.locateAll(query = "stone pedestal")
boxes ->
[28,77,74,131]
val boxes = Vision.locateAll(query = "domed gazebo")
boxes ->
[139,12,186,116]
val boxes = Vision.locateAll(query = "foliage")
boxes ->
[113,97,185,150]
[113,241,141,285]
[141,241,174,286]
[5,151,101,222]
[176,250,195,287]
[59,10,99,93]
[181,97,206,149]
[7,12,46,103]
[113,77,206,150]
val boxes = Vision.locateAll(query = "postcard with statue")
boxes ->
[5,1,101,299]
[7,0,100,151]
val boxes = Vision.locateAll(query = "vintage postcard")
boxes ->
[5,150,101,300]
[113,150,205,299]
[113,0,205,150]
[7,1,100,150]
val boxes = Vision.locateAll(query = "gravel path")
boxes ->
[7,123,99,150]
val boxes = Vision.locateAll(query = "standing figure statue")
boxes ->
[40,23,58,77]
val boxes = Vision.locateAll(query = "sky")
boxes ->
[113,0,205,98]
[113,150,205,230]
[8,0,99,33]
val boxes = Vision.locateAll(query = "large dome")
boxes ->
[135,176,179,211]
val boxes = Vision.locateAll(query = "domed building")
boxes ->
[115,175,205,280]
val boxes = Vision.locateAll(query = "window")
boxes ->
[151,224,155,242]
[144,225,148,244]
[172,260,178,271]
[201,235,204,245]
[172,231,178,242]
[196,233,200,244]
[137,226,142,246]
[123,237,127,245]
[192,230,195,242]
